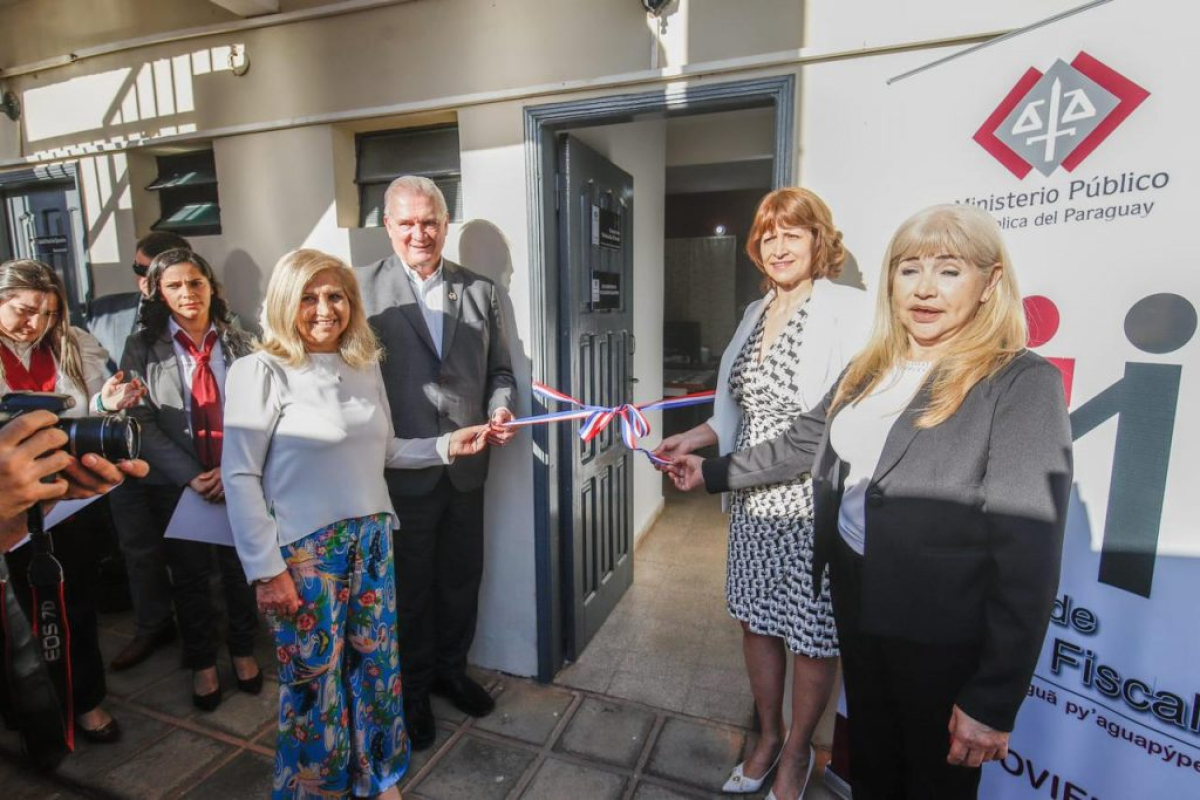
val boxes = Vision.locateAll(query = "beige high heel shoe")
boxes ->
[764,745,816,800]
[722,747,783,794]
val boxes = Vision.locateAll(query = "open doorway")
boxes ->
[549,107,774,729]
[524,78,792,709]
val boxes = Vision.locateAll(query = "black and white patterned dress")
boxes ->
[725,301,839,657]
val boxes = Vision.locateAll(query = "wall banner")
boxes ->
[804,1,1198,797]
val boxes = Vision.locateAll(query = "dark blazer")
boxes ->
[86,291,141,371]
[703,351,1073,731]
[354,255,516,496]
[121,323,253,487]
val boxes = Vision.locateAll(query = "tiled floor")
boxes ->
[0,484,841,799]
[556,486,752,728]
[555,483,841,799]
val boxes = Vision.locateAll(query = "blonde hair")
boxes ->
[833,204,1027,428]
[257,249,381,368]
[0,259,87,397]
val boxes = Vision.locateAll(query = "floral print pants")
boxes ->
[270,513,409,799]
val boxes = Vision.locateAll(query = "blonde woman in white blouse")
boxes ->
[223,249,487,800]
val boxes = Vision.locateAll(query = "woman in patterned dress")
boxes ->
[655,189,869,800]
[223,250,489,799]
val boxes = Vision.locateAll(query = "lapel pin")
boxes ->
[447,290,458,302]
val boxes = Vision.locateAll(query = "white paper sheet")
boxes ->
[164,487,235,546]
[9,495,104,551]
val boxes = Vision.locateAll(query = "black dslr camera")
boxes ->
[0,391,140,461]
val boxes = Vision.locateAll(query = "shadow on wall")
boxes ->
[834,250,867,292]
[220,247,266,332]
[459,218,532,415]
[347,226,393,269]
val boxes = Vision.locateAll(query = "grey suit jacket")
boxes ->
[121,323,253,487]
[703,351,1073,732]
[86,291,141,372]
[355,255,515,496]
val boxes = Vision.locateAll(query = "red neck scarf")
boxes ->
[0,341,57,392]
[174,329,223,469]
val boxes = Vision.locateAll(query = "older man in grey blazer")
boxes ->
[355,176,516,750]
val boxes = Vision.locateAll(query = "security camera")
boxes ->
[641,0,671,15]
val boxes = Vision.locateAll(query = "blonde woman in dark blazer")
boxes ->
[122,248,261,712]
[672,204,1072,799]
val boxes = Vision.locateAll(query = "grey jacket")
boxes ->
[703,351,1073,731]
[354,255,515,496]
[86,291,141,371]
[121,323,254,487]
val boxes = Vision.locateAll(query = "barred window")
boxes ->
[355,125,462,227]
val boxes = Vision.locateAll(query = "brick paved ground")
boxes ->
[1,662,840,799]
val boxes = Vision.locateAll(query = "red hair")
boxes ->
[746,187,846,287]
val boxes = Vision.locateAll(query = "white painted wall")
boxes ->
[568,120,668,545]
[454,101,539,676]
[803,0,1084,52]
[666,108,775,167]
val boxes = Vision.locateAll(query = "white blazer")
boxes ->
[707,280,872,455]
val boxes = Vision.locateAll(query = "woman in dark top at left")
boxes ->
[122,248,262,711]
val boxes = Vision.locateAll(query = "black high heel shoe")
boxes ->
[232,657,263,695]
[192,667,222,712]
[77,712,122,744]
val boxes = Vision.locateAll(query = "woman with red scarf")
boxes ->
[122,248,262,711]
[0,258,145,744]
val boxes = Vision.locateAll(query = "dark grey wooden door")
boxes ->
[3,180,88,322]
[557,134,635,659]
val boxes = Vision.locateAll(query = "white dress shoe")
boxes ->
[722,749,782,794]
[763,745,817,800]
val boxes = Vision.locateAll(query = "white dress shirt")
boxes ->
[829,361,932,554]
[167,318,227,428]
[400,258,445,358]
[223,351,452,581]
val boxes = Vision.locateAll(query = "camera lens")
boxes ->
[58,417,141,461]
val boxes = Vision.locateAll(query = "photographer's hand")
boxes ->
[0,410,73,520]
[60,453,149,500]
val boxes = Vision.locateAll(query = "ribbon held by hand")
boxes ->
[502,382,715,465]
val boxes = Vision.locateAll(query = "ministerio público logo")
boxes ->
[974,52,1149,179]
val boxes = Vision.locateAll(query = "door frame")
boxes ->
[524,74,795,680]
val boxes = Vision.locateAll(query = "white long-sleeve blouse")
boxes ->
[223,350,451,582]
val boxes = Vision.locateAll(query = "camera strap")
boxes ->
[23,504,74,752]
[0,553,71,768]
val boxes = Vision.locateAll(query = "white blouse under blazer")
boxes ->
[707,280,873,455]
